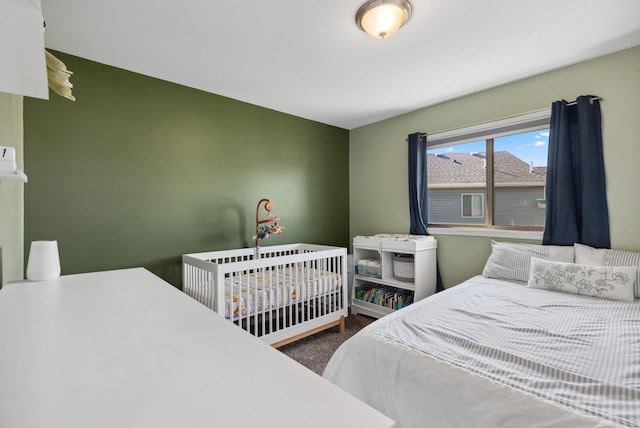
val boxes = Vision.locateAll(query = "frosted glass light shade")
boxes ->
[26,241,61,281]
[356,0,412,39]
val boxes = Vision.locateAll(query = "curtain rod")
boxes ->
[406,97,601,141]
[405,106,552,142]
[404,133,427,142]
[565,96,602,106]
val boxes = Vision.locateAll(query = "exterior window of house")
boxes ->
[461,193,484,218]
[426,109,550,230]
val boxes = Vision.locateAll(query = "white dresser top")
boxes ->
[0,268,395,428]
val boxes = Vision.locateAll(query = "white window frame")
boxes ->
[461,193,484,218]
[426,109,551,240]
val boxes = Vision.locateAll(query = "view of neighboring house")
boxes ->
[427,151,547,227]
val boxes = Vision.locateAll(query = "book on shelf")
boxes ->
[354,285,413,309]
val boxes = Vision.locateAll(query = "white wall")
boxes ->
[0,93,25,285]
[0,0,46,285]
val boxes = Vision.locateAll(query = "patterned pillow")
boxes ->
[527,257,636,302]
[482,240,575,283]
[574,243,640,298]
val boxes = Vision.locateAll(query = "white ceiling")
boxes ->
[40,0,640,130]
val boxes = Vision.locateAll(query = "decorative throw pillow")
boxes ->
[575,243,640,298]
[482,240,575,283]
[527,257,636,302]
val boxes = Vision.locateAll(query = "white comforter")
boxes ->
[324,276,640,428]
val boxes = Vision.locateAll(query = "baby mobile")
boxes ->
[254,198,283,256]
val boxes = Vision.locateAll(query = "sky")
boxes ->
[427,129,550,167]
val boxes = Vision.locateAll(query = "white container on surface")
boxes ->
[26,240,61,281]
[368,259,382,278]
[356,258,382,278]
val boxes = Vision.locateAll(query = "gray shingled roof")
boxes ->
[427,151,547,185]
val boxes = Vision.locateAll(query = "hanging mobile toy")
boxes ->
[253,198,283,255]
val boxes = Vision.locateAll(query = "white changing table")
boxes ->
[0,268,396,428]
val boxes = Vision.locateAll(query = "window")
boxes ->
[427,110,550,230]
[461,193,484,218]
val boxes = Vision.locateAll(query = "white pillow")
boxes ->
[575,243,640,298]
[527,257,636,302]
[482,240,574,283]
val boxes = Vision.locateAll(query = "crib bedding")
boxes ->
[324,275,640,428]
[224,266,341,319]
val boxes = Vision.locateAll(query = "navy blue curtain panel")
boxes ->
[542,95,610,248]
[408,132,444,292]
[408,132,428,235]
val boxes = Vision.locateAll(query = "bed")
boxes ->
[323,241,640,428]
[182,243,347,347]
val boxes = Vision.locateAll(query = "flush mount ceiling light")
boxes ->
[356,0,412,39]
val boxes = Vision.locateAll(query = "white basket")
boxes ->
[357,259,381,278]
[393,255,414,282]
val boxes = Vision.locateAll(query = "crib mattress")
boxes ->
[180,266,340,319]
[224,266,340,318]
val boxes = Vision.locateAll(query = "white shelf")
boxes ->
[0,170,28,183]
[354,274,416,291]
[351,234,437,319]
[351,298,395,318]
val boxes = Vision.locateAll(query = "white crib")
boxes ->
[182,243,348,347]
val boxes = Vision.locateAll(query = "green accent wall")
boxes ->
[350,46,640,288]
[24,52,349,287]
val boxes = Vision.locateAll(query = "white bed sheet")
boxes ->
[324,275,640,428]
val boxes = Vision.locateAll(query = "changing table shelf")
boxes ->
[351,234,437,319]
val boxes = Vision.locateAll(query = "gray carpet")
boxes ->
[278,313,375,375]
